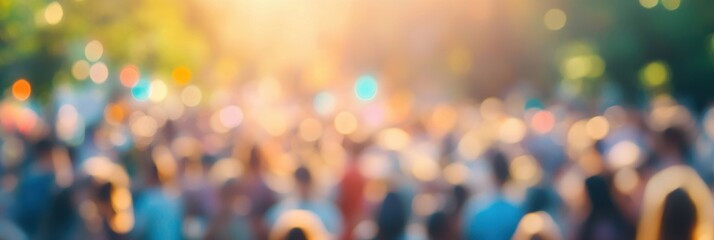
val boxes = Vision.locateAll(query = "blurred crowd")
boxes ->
[1,84,714,240]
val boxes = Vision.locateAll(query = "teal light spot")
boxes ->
[131,79,151,101]
[355,75,378,101]
[524,98,545,110]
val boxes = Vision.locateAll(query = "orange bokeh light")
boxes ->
[12,79,31,101]
[172,66,192,85]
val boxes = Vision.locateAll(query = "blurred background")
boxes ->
[1,0,714,239]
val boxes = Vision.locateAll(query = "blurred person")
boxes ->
[637,165,714,240]
[204,178,253,240]
[36,181,89,240]
[515,177,563,240]
[659,188,697,240]
[375,191,408,240]
[132,156,183,240]
[13,139,56,236]
[246,146,278,239]
[463,152,523,240]
[426,211,448,240]
[337,138,369,240]
[654,127,691,168]
[576,175,634,240]
[95,182,128,239]
[522,186,565,233]
[285,227,308,240]
[428,185,469,240]
[0,192,27,240]
[266,166,343,237]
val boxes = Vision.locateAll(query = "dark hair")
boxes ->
[97,182,114,204]
[584,175,616,213]
[294,166,312,184]
[376,192,408,239]
[426,211,448,240]
[489,152,510,187]
[285,227,308,240]
[660,188,697,240]
[249,146,262,169]
[451,185,469,211]
[35,138,54,157]
[662,127,690,162]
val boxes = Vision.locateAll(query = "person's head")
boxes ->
[660,188,697,240]
[294,166,312,199]
[449,184,469,214]
[145,155,162,186]
[584,175,616,213]
[35,138,54,163]
[426,211,448,240]
[657,127,690,163]
[249,146,263,171]
[489,151,510,189]
[284,227,308,240]
[376,191,408,239]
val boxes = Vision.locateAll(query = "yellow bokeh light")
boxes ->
[376,127,410,151]
[71,60,90,80]
[298,118,323,142]
[110,211,134,234]
[259,110,288,136]
[458,129,485,159]
[85,40,104,62]
[172,66,192,85]
[544,8,567,31]
[149,80,168,102]
[561,55,605,80]
[521,212,544,235]
[662,0,681,10]
[89,62,109,83]
[568,120,593,151]
[640,0,658,8]
[640,61,669,88]
[111,187,132,211]
[585,116,609,140]
[334,111,358,135]
[480,97,504,121]
[427,104,458,138]
[130,115,158,138]
[510,155,542,185]
[209,158,242,185]
[12,79,31,101]
[607,141,641,169]
[44,2,63,25]
[411,155,439,182]
[443,162,469,185]
[412,193,438,217]
[614,167,640,194]
[499,117,527,144]
[180,85,202,107]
